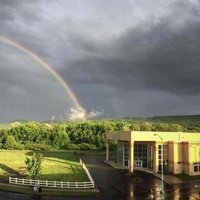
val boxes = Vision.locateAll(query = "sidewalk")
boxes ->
[150,171,184,184]
[104,160,186,185]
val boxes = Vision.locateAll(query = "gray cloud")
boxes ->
[0,0,200,121]
[63,0,200,95]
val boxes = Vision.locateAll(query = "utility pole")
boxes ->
[154,134,164,198]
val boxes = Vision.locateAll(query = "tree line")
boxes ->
[0,119,199,151]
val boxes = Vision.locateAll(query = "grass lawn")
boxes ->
[0,150,89,182]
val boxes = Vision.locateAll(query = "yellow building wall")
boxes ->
[182,142,189,175]
[174,143,184,174]
[106,131,131,141]
[188,143,200,176]
[168,142,174,173]
[107,131,200,143]
[106,131,200,175]
[153,143,159,172]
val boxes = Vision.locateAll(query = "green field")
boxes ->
[0,150,89,182]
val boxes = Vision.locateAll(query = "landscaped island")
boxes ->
[0,150,88,181]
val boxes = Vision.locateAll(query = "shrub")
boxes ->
[15,143,25,150]
[4,135,16,149]
[67,143,80,150]
[78,143,92,150]
[25,143,52,151]
[0,143,3,149]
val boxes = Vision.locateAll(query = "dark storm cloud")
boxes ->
[0,0,200,120]
[63,0,200,96]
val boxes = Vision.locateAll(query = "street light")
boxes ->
[154,133,164,198]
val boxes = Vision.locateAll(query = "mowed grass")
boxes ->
[0,150,89,182]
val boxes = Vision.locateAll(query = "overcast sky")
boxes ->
[0,0,200,122]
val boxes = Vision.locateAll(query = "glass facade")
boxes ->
[134,143,153,169]
[117,142,129,167]
[117,142,154,170]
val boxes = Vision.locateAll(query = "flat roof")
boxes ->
[106,131,200,142]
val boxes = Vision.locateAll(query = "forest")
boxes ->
[0,115,200,151]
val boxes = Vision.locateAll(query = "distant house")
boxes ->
[106,131,200,176]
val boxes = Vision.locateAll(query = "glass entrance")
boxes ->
[135,160,143,168]
[117,142,129,168]
[134,143,153,170]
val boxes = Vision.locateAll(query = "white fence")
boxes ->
[9,159,95,189]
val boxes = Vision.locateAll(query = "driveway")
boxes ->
[79,153,200,200]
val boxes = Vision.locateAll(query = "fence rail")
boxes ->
[9,159,95,189]
[9,177,94,189]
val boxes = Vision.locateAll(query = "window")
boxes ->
[194,163,200,172]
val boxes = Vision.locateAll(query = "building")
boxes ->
[106,131,200,176]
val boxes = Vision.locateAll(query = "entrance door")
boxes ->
[135,160,143,168]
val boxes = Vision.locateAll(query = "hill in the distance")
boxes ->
[0,115,200,130]
[145,115,200,126]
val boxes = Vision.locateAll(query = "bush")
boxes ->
[78,143,92,150]
[4,135,16,149]
[15,143,25,150]
[25,143,52,151]
[0,143,3,149]
[67,143,80,150]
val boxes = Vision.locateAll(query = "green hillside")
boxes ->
[145,115,200,126]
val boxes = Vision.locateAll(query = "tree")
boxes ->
[4,135,16,149]
[25,152,43,178]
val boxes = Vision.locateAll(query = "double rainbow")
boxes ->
[0,35,86,120]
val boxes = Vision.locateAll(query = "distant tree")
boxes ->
[170,124,184,132]
[122,124,131,131]
[4,135,16,149]
[139,122,152,131]
[25,152,43,178]
[10,122,21,128]
[152,123,169,131]
[130,123,140,131]
[51,124,70,149]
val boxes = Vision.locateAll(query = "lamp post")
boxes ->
[154,133,164,198]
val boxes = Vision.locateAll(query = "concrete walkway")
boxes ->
[104,160,184,185]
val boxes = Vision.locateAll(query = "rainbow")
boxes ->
[0,35,86,120]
